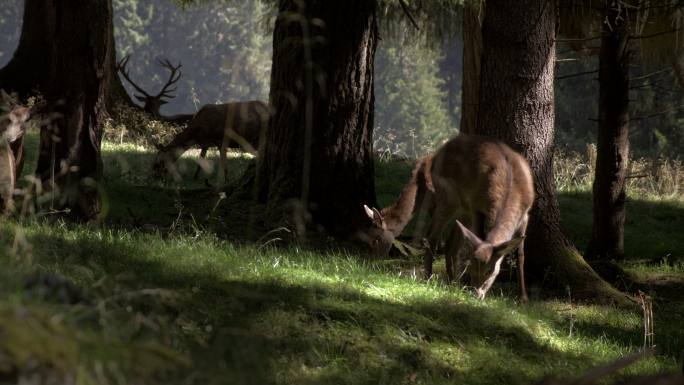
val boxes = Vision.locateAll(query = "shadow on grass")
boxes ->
[4,227,624,385]
[558,191,684,263]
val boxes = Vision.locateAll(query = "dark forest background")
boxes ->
[2,0,680,157]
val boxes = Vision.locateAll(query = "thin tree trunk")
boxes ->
[256,0,378,236]
[477,0,628,303]
[586,4,631,261]
[459,0,483,135]
[440,36,462,127]
[30,0,113,220]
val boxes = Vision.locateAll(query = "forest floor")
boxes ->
[0,136,682,385]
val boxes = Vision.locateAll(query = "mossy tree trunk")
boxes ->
[585,3,631,261]
[23,0,114,220]
[476,0,627,303]
[256,0,378,236]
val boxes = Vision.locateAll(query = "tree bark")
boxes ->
[0,0,52,97]
[26,0,114,220]
[256,0,378,236]
[0,0,132,110]
[459,0,483,135]
[476,0,627,303]
[585,4,631,261]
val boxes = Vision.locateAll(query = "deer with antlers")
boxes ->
[116,55,193,125]
[116,55,271,180]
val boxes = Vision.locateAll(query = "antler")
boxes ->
[155,58,182,100]
[116,55,152,99]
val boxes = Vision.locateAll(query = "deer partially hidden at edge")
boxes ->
[152,100,271,180]
[362,134,535,301]
[0,90,31,213]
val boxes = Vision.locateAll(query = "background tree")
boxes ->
[585,2,631,261]
[255,0,378,235]
[0,0,130,110]
[0,0,116,219]
[374,31,453,156]
[476,0,627,302]
[459,0,482,135]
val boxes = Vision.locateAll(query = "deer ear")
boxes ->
[363,205,386,229]
[1,89,14,105]
[493,237,524,257]
[455,220,483,247]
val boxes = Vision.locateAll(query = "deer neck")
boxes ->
[381,158,431,236]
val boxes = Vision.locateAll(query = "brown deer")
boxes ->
[0,90,31,213]
[116,55,194,125]
[152,100,271,179]
[362,134,534,301]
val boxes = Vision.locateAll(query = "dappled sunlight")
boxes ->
[2,216,680,384]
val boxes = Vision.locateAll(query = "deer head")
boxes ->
[362,205,395,256]
[360,157,433,256]
[1,90,30,144]
[116,55,182,117]
[454,220,524,299]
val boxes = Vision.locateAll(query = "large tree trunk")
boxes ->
[459,0,483,135]
[0,0,132,110]
[476,0,627,303]
[256,0,378,236]
[585,4,631,261]
[28,0,114,220]
[0,0,52,97]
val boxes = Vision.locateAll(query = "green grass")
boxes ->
[1,138,683,384]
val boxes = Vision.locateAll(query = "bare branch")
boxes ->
[629,28,680,40]
[555,69,598,80]
[631,104,684,121]
[632,68,671,81]
[398,0,420,31]
[556,36,601,42]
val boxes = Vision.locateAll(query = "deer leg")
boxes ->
[193,147,208,180]
[424,208,451,280]
[467,212,487,287]
[449,216,473,284]
[516,214,529,303]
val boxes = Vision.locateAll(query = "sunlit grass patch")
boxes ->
[1,137,683,384]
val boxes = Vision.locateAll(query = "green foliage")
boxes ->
[105,103,183,147]
[375,33,455,157]
[110,0,272,115]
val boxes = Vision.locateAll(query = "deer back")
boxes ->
[430,135,534,244]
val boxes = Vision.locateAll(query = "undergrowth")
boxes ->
[0,136,682,385]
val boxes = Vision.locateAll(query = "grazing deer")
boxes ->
[0,90,31,213]
[362,134,534,301]
[152,100,271,180]
[116,55,193,125]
